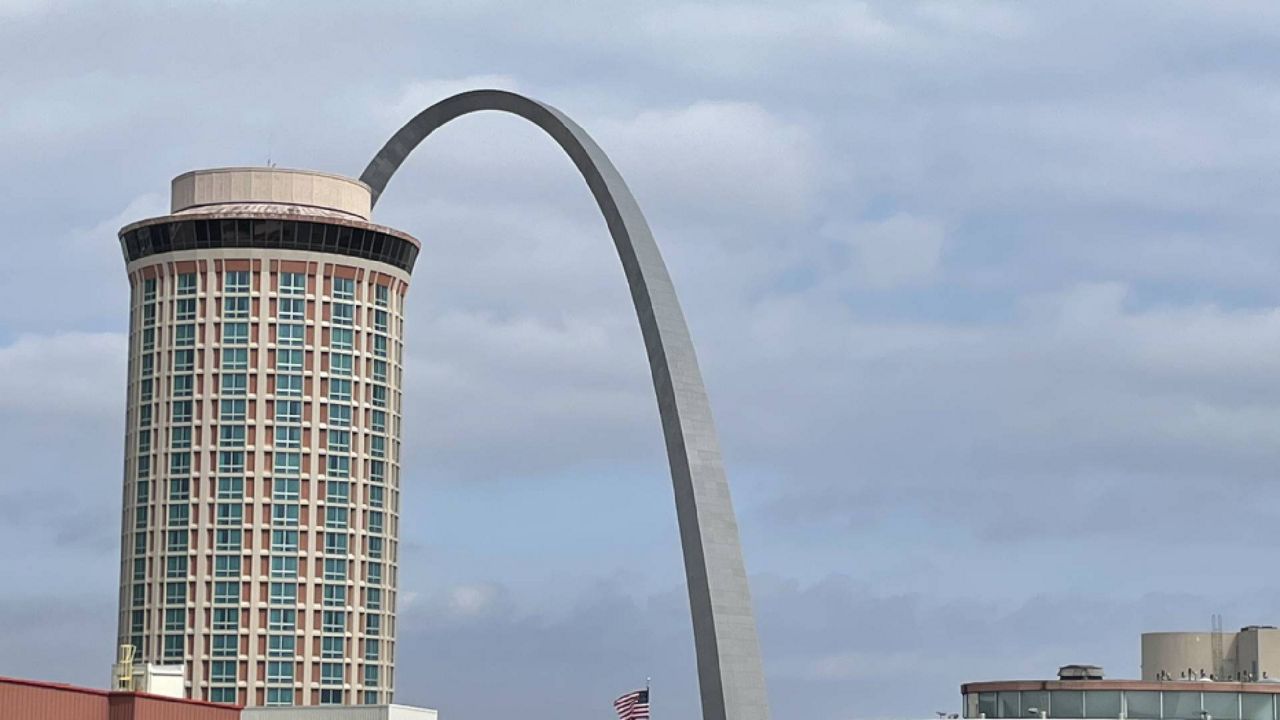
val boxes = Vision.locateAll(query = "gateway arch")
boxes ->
[362,90,771,720]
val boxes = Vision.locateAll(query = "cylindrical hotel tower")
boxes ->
[114,168,417,707]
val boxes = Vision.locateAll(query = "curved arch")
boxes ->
[362,89,770,720]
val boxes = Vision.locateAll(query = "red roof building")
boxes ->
[0,675,241,720]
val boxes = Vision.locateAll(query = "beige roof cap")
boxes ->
[171,167,372,221]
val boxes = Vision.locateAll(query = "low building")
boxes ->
[1144,626,1280,682]
[0,675,437,720]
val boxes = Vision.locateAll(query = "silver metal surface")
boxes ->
[361,89,770,720]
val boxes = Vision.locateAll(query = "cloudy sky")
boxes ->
[6,1,1280,718]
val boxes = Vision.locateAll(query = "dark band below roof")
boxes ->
[119,216,418,273]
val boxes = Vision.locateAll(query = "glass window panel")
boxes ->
[1085,691,1122,719]
[998,692,1020,719]
[1242,694,1273,720]
[1204,693,1241,720]
[1164,692,1202,720]
[1127,691,1162,720]
[1021,691,1048,718]
[1051,691,1084,719]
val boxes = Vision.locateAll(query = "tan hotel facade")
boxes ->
[115,168,418,707]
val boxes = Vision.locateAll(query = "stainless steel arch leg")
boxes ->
[362,89,770,720]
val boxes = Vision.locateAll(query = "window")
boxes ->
[271,530,299,552]
[268,608,296,632]
[276,374,302,396]
[273,452,301,476]
[266,688,292,706]
[369,487,384,510]
[141,353,154,377]
[140,378,154,402]
[221,348,247,370]
[364,665,379,686]
[320,690,344,705]
[224,271,250,294]
[321,636,344,659]
[164,608,184,632]
[368,511,384,534]
[330,353,353,376]
[170,426,191,449]
[326,481,350,505]
[273,477,300,501]
[274,426,300,448]
[133,558,146,581]
[365,639,380,661]
[215,503,243,526]
[175,298,196,321]
[220,399,246,422]
[214,555,240,578]
[328,430,350,453]
[210,687,238,704]
[135,479,150,504]
[222,322,249,345]
[373,335,388,358]
[213,581,239,604]
[174,324,196,347]
[275,400,302,423]
[367,563,383,586]
[370,435,385,458]
[276,349,303,371]
[165,556,187,579]
[278,298,305,321]
[223,296,249,319]
[142,327,155,351]
[211,634,237,658]
[143,305,157,327]
[138,430,151,455]
[143,278,157,301]
[166,530,187,552]
[132,584,146,606]
[214,529,242,551]
[327,455,350,478]
[270,555,298,578]
[322,611,345,633]
[369,461,385,484]
[366,587,382,611]
[177,273,197,295]
[219,425,246,447]
[327,404,351,427]
[163,634,184,661]
[212,607,238,631]
[324,533,348,556]
[217,477,244,500]
[134,531,148,555]
[332,302,354,326]
[267,661,293,683]
[323,584,346,607]
[365,613,381,636]
[165,582,186,605]
[331,327,353,350]
[170,452,191,476]
[167,504,189,528]
[372,360,387,383]
[280,272,306,296]
[173,349,195,372]
[210,660,236,684]
[328,379,351,402]
[323,558,346,581]
[172,374,193,398]
[137,456,151,479]
[368,536,383,560]
[134,506,148,529]
[375,284,390,307]
[269,582,297,605]
[278,323,305,347]
[333,277,355,300]
[171,401,192,423]
[267,634,295,658]
[272,504,299,527]
[374,309,388,333]
[326,506,348,530]
[218,451,245,475]
[221,373,247,395]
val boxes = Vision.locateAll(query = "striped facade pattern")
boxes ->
[116,248,410,708]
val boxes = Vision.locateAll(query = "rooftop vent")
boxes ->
[1059,665,1105,681]
[1242,625,1278,632]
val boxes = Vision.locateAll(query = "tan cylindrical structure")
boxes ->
[114,168,418,708]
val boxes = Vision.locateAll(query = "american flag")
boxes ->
[614,688,651,720]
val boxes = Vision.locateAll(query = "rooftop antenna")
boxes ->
[1212,613,1225,680]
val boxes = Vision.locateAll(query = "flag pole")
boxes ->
[647,677,651,717]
